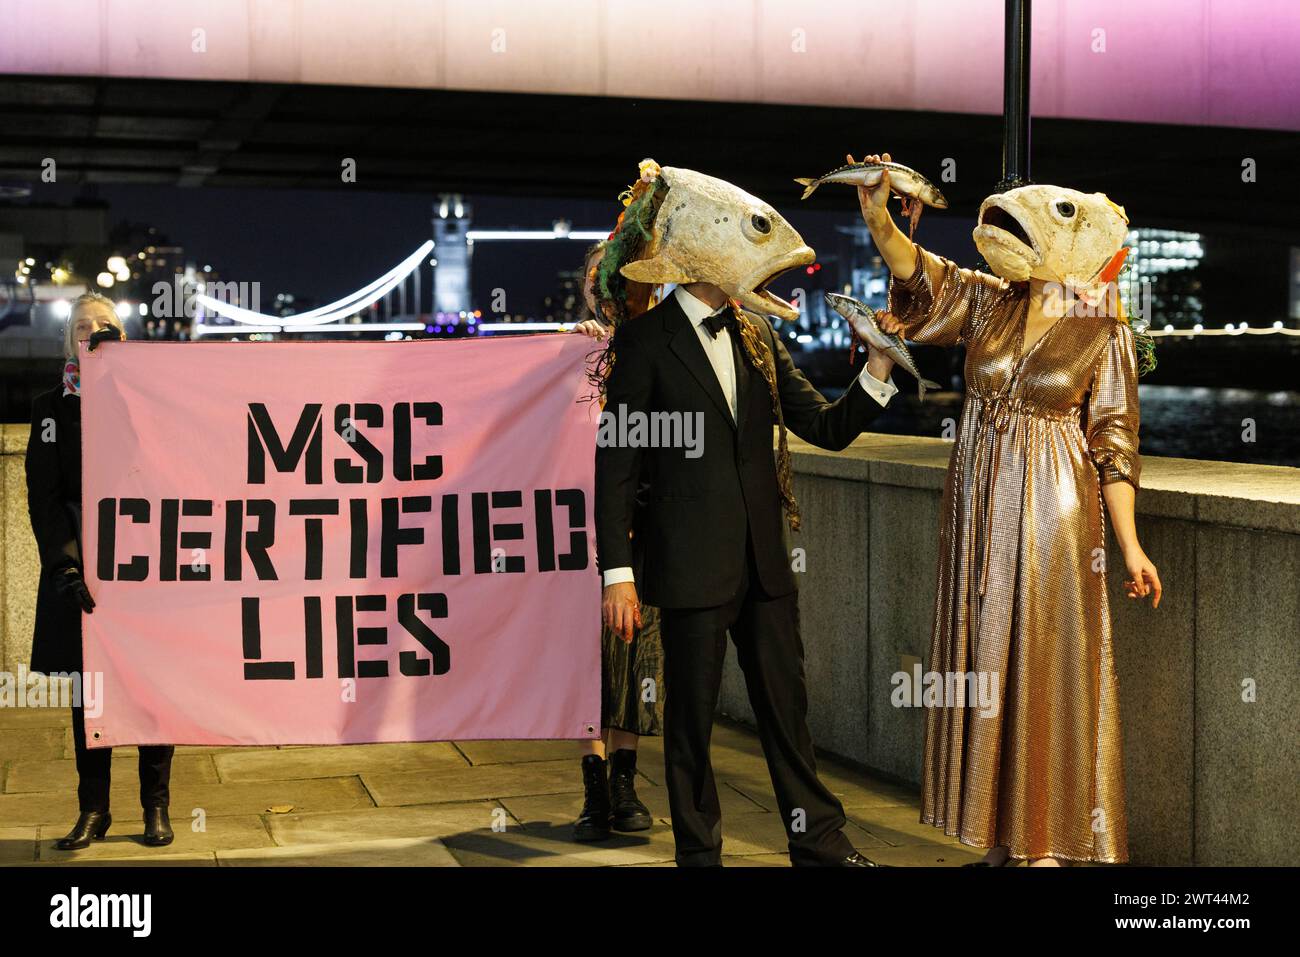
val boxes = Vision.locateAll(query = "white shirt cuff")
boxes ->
[856,368,899,406]
[602,566,636,587]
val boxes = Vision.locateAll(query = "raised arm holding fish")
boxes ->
[847,150,1161,869]
[852,152,921,281]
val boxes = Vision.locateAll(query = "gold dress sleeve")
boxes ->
[886,244,1009,346]
[1084,320,1142,488]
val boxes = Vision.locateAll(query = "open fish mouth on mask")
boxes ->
[741,246,817,319]
[973,199,1043,279]
[620,165,815,321]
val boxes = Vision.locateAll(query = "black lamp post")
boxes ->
[997,0,1032,191]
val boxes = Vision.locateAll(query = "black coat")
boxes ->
[596,295,883,609]
[25,385,84,674]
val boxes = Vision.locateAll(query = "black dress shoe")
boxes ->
[56,810,112,850]
[607,749,653,832]
[142,806,174,847]
[840,851,887,867]
[572,755,612,842]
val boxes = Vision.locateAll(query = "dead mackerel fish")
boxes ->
[796,161,948,235]
[825,293,942,401]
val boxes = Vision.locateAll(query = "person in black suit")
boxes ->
[25,292,175,851]
[596,277,898,867]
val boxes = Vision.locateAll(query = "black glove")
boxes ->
[87,328,122,352]
[51,558,95,613]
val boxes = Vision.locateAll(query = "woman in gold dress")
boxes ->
[854,153,1163,866]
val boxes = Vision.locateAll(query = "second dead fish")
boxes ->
[825,292,942,401]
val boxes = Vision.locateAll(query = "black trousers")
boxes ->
[658,532,855,866]
[71,706,174,813]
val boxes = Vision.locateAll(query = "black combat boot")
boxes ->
[572,755,612,842]
[608,748,652,832]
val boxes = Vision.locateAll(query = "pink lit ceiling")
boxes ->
[1,0,1296,132]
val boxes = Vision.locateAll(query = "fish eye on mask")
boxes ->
[1055,200,1076,218]
[743,212,773,243]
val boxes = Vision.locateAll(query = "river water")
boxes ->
[830,384,1300,469]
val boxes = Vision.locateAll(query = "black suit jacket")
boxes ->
[595,294,884,609]
[25,385,85,674]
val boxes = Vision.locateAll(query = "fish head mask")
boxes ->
[620,165,815,320]
[973,185,1130,298]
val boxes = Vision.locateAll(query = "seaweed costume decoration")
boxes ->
[584,161,664,405]
[593,159,667,329]
[974,184,1155,373]
[599,160,816,531]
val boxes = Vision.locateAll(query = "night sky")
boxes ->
[34,178,1288,330]
[40,181,980,315]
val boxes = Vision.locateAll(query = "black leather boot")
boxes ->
[56,810,112,850]
[608,748,652,832]
[143,806,174,847]
[572,755,611,842]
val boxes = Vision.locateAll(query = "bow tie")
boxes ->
[703,306,734,339]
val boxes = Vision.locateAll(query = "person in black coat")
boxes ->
[566,243,662,842]
[25,292,175,851]
[596,278,899,867]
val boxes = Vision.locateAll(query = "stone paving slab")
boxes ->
[452,739,588,766]
[266,802,501,845]
[698,810,890,858]
[1,699,940,867]
[5,754,219,793]
[13,852,218,867]
[845,804,967,848]
[0,826,38,864]
[0,706,73,728]
[362,758,581,807]
[213,742,468,782]
[0,784,258,828]
[820,768,919,808]
[632,725,908,813]
[0,789,91,826]
[0,727,68,762]
[37,814,273,861]
[693,813,792,857]
[725,773,917,815]
[645,780,771,816]
[162,776,375,818]
[441,821,679,866]
[859,841,985,867]
[630,853,792,867]
[500,781,766,826]
[218,836,460,866]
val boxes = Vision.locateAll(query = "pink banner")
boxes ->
[79,335,601,747]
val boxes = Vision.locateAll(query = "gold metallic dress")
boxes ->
[891,246,1140,864]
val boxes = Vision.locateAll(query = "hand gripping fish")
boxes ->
[825,293,941,401]
[795,161,948,237]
